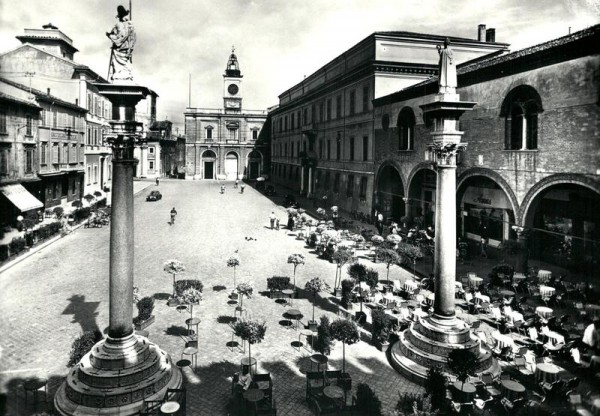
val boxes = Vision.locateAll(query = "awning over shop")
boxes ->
[0,184,43,212]
[462,186,511,210]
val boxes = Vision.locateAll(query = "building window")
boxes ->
[318,103,324,123]
[324,171,330,188]
[53,109,57,128]
[359,177,367,198]
[336,95,342,119]
[206,127,213,140]
[0,148,8,175]
[72,178,76,194]
[149,161,154,170]
[291,113,295,130]
[53,182,58,199]
[0,107,6,133]
[303,108,308,125]
[71,144,77,163]
[26,115,32,135]
[349,136,355,161]
[398,107,415,151]
[252,129,258,140]
[336,137,341,160]
[87,93,92,112]
[25,148,33,173]
[149,146,155,154]
[349,90,356,116]
[502,85,542,150]
[63,144,69,164]
[52,144,59,163]
[319,140,323,158]
[326,99,332,121]
[284,115,288,131]
[347,175,354,197]
[333,172,340,193]
[362,136,369,161]
[284,143,288,156]
[362,85,369,113]
[41,143,47,165]
[327,140,331,160]
[278,118,283,132]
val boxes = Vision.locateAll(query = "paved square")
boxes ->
[0,180,423,415]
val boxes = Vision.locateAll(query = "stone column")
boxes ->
[307,167,313,197]
[300,166,305,194]
[433,162,457,320]
[108,139,137,339]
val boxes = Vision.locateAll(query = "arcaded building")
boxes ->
[184,50,267,180]
[372,25,600,276]
[269,27,507,214]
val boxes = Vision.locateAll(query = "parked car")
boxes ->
[146,190,162,201]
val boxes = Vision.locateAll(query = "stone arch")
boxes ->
[457,168,519,220]
[201,149,216,159]
[519,173,600,226]
[406,162,436,191]
[397,106,416,151]
[201,149,217,180]
[246,150,263,180]
[224,151,240,180]
[406,163,437,225]
[499,84,544,117]
[374,160,406,221]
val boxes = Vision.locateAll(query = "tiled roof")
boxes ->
[0,76,86,112]
[374,30,507,45]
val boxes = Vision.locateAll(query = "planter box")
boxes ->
[339,373,352,391]
[167,298,179,307]
[307,320,318,332]
[333,288,342,297]
[373,339,390,352]
[134,315,155,330]
[354,311,367,325]
[269,290,282,299]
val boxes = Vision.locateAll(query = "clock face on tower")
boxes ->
[228,84,239,95]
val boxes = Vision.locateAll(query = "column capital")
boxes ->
[428,142,467,167]
[511,225,531,238]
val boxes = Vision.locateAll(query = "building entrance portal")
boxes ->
[225,152,239,180]
[204,162,214,179]
[376,165,404,223]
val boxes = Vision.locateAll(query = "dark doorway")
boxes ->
[204,161,214,180]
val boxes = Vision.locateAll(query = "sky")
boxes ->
[0,0,598,132]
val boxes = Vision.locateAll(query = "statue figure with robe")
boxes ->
[436,38,456,95]
[106,5,136,82]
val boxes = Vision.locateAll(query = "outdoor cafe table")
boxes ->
[538,269,552,283]
[539,285,556,301]
[160,401,180,415]
[413,308,429,319]
[287,309,302,330]
[469,276,483,288]
[425,293,435,306]
[505,310,524,324]
[324,385,344,400]
[501,380,525,401]
[535,363,561,384]
[513,273,527,282]
[492,331,515,349]
[536,306,554,319]
[500,290,515,298]
[243,388,265,414]
[404,280,418,292]
[452,381,476,402]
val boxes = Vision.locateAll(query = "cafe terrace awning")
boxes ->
[0,184,43,212]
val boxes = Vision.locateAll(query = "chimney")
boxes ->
[486,28,496,42]
[75,98,78,106]
[47,88,51,95]
[478,24,486,41]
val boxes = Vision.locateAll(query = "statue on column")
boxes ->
[106,5,136,82]
[436,38,456,95]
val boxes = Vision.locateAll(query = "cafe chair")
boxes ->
[306,372,325,400]
[514,356,534,376]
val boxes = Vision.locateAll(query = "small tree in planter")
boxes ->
[227,255,240,290]
[371,309,393,351]
[425,366,447,412]
[236,281,253,310]
[329,318,360,374]
[355,383,383,416]
[385,233,402,249]
[134,296,155,330]
[287,253,305,290]
[178,287,203,320]
[447,349,479,394]
[375,247,401,281]
[315,315,335,355]
[340,279,356,310]
[232,319,267,368]
[332,247,354,295]
[304,277,330,331]
[164,259,185,304]
[53,206,64,219]
[397,243,424,280]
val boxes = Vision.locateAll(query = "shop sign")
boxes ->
[463,187,510,209]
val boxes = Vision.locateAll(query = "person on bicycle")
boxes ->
[170,207,177,225]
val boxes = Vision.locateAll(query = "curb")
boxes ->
[0,182,153,275]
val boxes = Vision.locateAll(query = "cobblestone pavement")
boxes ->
[0,180,423,415]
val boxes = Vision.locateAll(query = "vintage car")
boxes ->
[146,190,162,201]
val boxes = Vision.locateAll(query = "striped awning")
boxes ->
[0,184,43,212]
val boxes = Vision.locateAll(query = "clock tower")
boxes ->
[223,46,242,112]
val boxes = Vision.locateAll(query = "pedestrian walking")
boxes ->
[480,237,488,258]
[234,179,239,189]
[240,183,245,193]
[269,212,276,230]
[376,211,384,235]
[276,218,280,230]
[170,207,178,225]
[220,184,225,194]
[156,177,159,186]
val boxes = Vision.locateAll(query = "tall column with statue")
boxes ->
[55,6,182,415]
[390,39,499,384]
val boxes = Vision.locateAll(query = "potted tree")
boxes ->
[232,319,267,369]
[134,296,155,330]
[447,349,479,401]
[287,253,305,294]
[330,319,359,390]
[304,277,330,331]
[315,315,335,356]
[397,242,424,280]
[164,259,185,306]
[371,309,392,351]
[178,287,203,320]
[374,247,401,281]
[341,279,356,311]
[332,247,354,296]
[227,255,240,293]
[236,281,253,311]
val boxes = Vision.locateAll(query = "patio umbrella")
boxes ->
[256,177,265,182]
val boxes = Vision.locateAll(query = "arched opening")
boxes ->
[375,165,404,223]
[456,176,515,248]
[202,150,216,180]
[407,168,436,228]
[501,85,543,150]
[225,152,239,180]
[523,183,600,275]
[247,150,262,180]
[397,107,415,151]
